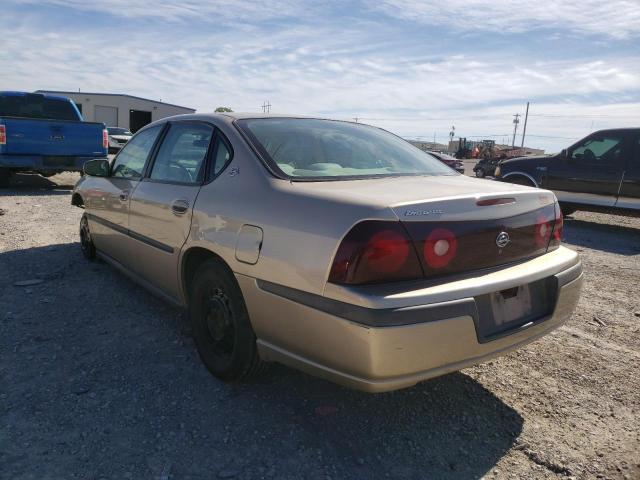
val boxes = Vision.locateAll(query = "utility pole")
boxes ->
[512,113,520,147]
[449,126,455,152]
[520,102,529,149]
[353,117,359,123]
[261,101,271,113]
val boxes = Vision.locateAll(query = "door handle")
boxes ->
[171,199,190,215]
[119,190,129,202]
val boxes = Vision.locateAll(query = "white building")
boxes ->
[36,90,196,132]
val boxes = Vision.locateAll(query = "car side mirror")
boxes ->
[560,148,567,158]
[83,158,110,177]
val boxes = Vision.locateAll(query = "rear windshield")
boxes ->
[0,94,80,121]
[108,127,132,135]
[237,118,454,180]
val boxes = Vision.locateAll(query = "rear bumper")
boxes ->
[0,154,106,172]
[238,247,583,392]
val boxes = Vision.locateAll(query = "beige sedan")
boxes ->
[72,114,583,392]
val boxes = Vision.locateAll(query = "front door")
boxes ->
[86,124,163,264]
[127,121,214,299]
[545,132,627,207]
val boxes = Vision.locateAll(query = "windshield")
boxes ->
[0,94,80,121]
[237,118,455,180]
[108,127,132,135]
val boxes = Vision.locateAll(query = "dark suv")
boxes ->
[495,128,639,216]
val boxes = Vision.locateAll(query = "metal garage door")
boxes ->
[94,105,118,127]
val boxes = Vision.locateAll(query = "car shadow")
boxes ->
[1,242,523,479]
[562,216,640,255]
[0,172,77,195]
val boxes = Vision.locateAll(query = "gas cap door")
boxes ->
[235,225,263,264]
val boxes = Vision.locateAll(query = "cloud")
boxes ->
[1,0,639,152]
[375,0,640,39]
[10,0,313,22]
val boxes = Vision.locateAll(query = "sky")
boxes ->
[1,0,639,152]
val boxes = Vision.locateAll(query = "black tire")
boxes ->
[0,168,11,187]
[475,167,485,178]
[79,214,97,260]
[189,259,264,382]
[504,176,535,187]
[559,204,577,216]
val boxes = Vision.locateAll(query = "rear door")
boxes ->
[127,121,219,299]
[86,124,164,263]
[616,131,640,210]
[545,131,627,207]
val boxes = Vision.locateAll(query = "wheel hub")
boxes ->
[205,289,233,348]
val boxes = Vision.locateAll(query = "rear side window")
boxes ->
[211,138,232,176]
[111,125,162,179]
[150,123,213,184]
[0,94,79,121]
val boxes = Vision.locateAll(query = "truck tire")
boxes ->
[0,169,11,187]
[189,258,265,382]
[559,204,577,216]
[504,175,536,187]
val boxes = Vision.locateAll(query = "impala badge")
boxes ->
[496,231,510,248]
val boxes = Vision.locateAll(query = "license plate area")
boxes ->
[474,277,557,343]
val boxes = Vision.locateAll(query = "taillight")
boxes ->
[0,125,6,145]
[549,202,563,249]
[102,129,108,149]
[534,213,552,248]
[423,228,458,269]
[329,221,423,285]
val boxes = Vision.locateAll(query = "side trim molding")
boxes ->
[87,213,174,254]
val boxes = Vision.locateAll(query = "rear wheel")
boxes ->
[189,259,264,382]
[0,169,11,187]
[79,214,96,260]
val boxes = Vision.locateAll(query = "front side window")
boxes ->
[111,125,162,179]
[571,135,624,164]
[149,123,213,183]
[236,118,454,180]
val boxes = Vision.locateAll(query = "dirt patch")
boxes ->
[1,173,639,479]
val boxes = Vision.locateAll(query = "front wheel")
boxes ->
[559,204,577,216]
[189,259,264,382]
[475,167,485,178]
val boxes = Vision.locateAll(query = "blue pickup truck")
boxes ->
[0,91,107,186]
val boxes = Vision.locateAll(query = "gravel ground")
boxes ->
[1,172,639,480]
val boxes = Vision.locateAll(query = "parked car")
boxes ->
[0,91,107,186]
[473,157,501,178]
[427,151,465,174]
[107,127,133,154]
[495,128,639,216]
[72,114,583,392]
